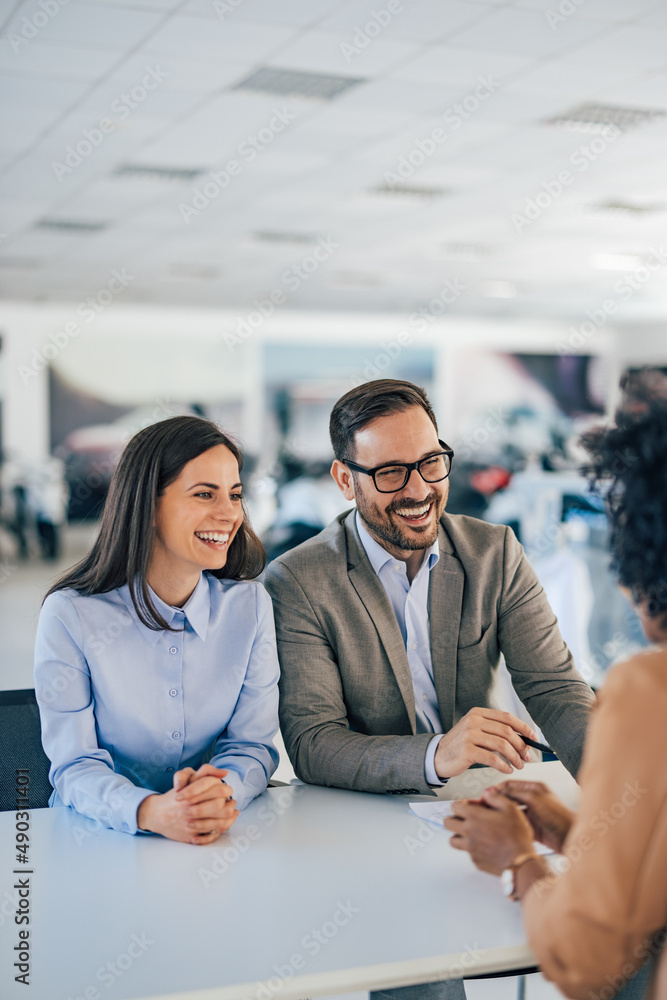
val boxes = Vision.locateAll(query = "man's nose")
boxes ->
[398,467,430,499]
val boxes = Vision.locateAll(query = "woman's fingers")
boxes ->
[176,776,234,804]
[186,797,238,821]
[172,767,197,792]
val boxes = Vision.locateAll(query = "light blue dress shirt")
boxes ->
[34,572,280,834]
[355,513,444,786]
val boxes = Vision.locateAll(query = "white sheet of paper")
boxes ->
[409,800,553,855]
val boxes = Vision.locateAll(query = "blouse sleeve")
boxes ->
[208,584,280,810]
[522,652,667,998]
[34,592,156,834]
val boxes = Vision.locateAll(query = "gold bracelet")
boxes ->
[501,852,539,901]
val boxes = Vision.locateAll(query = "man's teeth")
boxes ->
[195,531,229,543]
[395,503,431,517]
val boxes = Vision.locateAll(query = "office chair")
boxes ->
[0,689,53,810]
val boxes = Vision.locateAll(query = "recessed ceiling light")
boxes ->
[233,67,364,100]
[252,231,316,245]
[545,102,666,133]
[328,272,383,289]
[587,200,666,216]
[371,183,448,201]
[114,165,204,182]
[432,243,490,262]
[36,218,107,232]
[591,253,646,271]
[483,280,516,298]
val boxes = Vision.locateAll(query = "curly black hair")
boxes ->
[580,399,667,620]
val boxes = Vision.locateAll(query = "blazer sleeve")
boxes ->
[497,527,595,777]
[522,654,667,998]
[263,558,435,795]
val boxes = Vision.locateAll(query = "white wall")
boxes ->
[1,299,623,461]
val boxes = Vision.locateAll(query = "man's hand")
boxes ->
[444,787,536,875]
[487,780,574,853]
[434,707,539,779]
[137,764,239,845]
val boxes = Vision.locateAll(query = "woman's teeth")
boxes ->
[195,531,229,544]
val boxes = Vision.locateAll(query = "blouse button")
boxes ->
[169,688,178,697]
[165,766,174,774]
[169,646,178,654]
[172,731,181,740]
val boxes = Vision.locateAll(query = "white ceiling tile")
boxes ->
[184,0,342,26]
[515,0,661,18]
[0,41,124,79]
[266,28,423,77]
[321,0,489,42]
[445,7,613,57]
[143,15,295,61]
[5,3,166,49]
[392,45,536,89]
[75,0,184,9]
[504,58,642,101]
[0,72,90,109]
[564,24,667,72]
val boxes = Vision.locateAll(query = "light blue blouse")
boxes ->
[34,572,280,834]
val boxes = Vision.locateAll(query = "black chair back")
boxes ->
[0,689,53,810]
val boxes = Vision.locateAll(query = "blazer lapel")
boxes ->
[344,514,417,732]
[429,524,464,733]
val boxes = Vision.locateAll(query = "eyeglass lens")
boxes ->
[374,453,450,492]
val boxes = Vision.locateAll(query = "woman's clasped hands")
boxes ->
[443,780,576,876]
[137,764,239,845]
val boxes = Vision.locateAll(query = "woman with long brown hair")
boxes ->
[35,416,279,845]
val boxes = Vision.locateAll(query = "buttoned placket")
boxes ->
[163,611,186,775]
[396,557,441,735]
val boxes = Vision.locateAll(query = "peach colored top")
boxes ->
[523,647,667,999]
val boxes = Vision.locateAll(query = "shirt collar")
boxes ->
[355,511,440,579]
[120,573,211,645]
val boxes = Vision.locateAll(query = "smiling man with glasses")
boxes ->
[265,378,593,801]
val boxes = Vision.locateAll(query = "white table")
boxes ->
[0,761,579,1000]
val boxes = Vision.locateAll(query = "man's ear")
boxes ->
[330,459,356,501]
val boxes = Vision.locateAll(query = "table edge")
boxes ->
[142,944,538,1000]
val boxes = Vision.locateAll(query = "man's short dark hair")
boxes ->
[329,379,438,462]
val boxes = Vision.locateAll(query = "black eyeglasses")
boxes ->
[344,440,454,493]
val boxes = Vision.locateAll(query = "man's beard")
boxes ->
[356,490,446,552]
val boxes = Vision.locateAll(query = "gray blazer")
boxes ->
[264,510,594,795]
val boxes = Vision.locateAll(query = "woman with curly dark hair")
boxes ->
[35,416,279,845]
[443,398,667,999]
